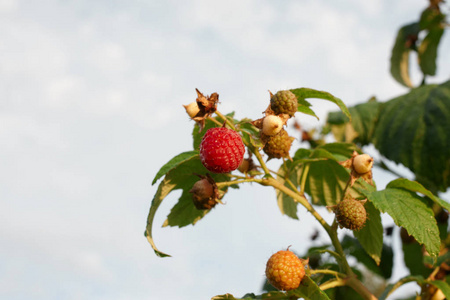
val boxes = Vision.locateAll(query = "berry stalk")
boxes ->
[252,149,272,176]
[214,110,236,130]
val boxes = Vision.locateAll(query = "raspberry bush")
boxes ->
[146,2,450,299]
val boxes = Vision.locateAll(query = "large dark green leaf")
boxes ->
[390,22,420,88]
[360,187,441,256]
[373,80,450,192]
[418,27,444,76]
[145,152,231,257]
[387,178,450,211]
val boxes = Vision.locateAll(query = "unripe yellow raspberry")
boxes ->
[265,249,305,291]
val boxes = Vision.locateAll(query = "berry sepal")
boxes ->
[186,89,220,132]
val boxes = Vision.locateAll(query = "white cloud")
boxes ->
[0,0,18,13]
[91,42,130,73]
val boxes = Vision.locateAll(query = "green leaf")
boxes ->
[387,178,450,211]
[361,188,441,256]
[390,22,420,88]
[152,150,199,185]
[402,241,430,277]
[238,120,263,149]
[302,150,370,206]
[297,97,319,119]
[290,88,351,121]
[145,180,175,257]
[373,80,450,192]
[419,7,446,30]
[426,280,450,299]
[418,28,444,76]
[424,250,450,267]
[275,150,313,219]
[145,153,231,256]
[275,168,299,219]
[326,99,382,145]
[379,275,424,300]
[317,143,360,161]
[278,146,370,207]
[296,276,331,300]
[327,286,364,300]
[211,293,255,300]
[213,277,330,300]
[353,201,383,266]
[341,235,393,279]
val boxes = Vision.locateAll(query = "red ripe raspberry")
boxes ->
[265,249,305,291]
[199,127,245,173]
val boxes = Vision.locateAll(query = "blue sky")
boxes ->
[1,0,450,299]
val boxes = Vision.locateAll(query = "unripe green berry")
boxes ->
[262,129,294,159]
[270,90,297,117]
[334,199,367,230]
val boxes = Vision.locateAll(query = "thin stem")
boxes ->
[207,116,223,127]
[285,177,301,195]
[215,110,236,130]
[264,177,331,233]
[222,173,248,180]
[309,269,346,278]
[252,149,271,176]
[346,276,378,300]
[216,179,256,188]
[339,177,352,203]
[271,166,300,193]
[319,279,348,291]
[300,163,310,194]
[427,266,440,280]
